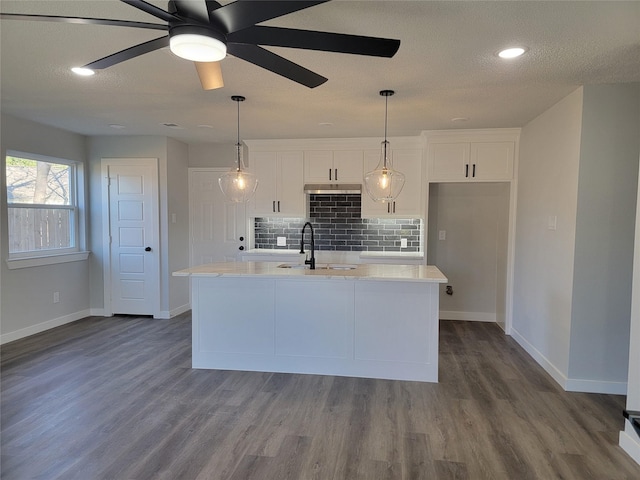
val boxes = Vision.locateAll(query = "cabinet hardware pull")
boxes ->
[387,203,390,213]
[393,202,396,213]
[329,168,332,180]
[465,164,469,178]
[335,168,338,180]
[272,200,276,212]
[472,164,476,177]
[277,201,280,212]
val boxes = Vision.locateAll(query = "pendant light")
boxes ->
[364,90,405,203]
[219,95,258,203]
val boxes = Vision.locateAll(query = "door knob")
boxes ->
[239,236,244,241]
[239,246,245,251]
[145,247,152,252]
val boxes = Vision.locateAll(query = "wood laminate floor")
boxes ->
[1,314,639,479]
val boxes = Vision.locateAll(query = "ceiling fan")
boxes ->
[0,0,401,89]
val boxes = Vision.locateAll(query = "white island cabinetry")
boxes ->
[175,262,447,382]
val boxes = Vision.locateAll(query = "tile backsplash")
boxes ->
[254,194,421,252]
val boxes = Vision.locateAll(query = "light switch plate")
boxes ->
[439,230,446,241]
[277,236,287,246]
[548,216,557,231]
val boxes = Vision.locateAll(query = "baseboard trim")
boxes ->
[439,311,496,322]
[0,309,92,345]
[510,327,628,395]
[510,327,568,388]
[155,304,191,319]
[565,378,627,395]
[620,426,640,465]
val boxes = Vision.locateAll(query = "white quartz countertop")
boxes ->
[174,261,447,283]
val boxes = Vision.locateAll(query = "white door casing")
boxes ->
[102,158,160,317]
[189,168,247,266]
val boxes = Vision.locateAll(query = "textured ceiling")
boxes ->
[1,0,639,145]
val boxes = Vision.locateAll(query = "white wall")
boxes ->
[620,156,640,464]
[428,182,510,322]
[569,84,639,385]
[512,88,583,382]
[0,114,91,342]
[166,138,190,316]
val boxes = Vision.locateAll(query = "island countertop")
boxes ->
[174,261,447,283]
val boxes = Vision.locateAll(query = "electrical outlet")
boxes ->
[400,238,407,248]
[439,230,446,241]
[276,236,287,246]
[53,292,60,303]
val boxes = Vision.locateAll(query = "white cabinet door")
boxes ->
[362,149,422,218]
[333,150,363,182]
[471,142,514,180]
[277,151,305,217]
[304,150,333,182]
[304,150,363,183]
[250,151,304,217]
[427,142,470,181]
[251,151,278,216]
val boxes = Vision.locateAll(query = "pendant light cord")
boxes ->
[236,98,241,171]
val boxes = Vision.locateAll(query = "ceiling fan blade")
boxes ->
[227,43,327,88]
[204,0,223,23]
[120,0,181,23]
[0,13,167,31]
[209,1,330,34]
[83,36,169,70]
[195,61,224,90]
[229,26,400,58]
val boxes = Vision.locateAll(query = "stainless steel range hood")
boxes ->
[304,183,362,194]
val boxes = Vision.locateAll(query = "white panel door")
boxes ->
[106,161,159,316]
[189,168,247,266]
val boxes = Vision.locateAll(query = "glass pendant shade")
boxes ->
[219,95,258,202]
[364,140,405,202]
[219,144,258,203]
[364,90,405,203]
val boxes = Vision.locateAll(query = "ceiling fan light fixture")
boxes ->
[71,66,95,76]
[169,26,226,62]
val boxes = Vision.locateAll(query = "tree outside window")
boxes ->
[5,154,78,255]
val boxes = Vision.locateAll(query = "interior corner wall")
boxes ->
[568,83,640,386]
[87,136,169,314]
[0,114,90,341]
[188,142,238,168]
[512,88,583,383]
[166,138,190,316]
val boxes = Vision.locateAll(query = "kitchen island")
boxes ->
[174,262,447,382]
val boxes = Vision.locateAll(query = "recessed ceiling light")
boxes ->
[498,47,527,59]
[161,122,184,129]
[71,67,95,76]
[451,117,469,123]
[197,124,215,129]
[109,124,126,129]
[319,122,333,127]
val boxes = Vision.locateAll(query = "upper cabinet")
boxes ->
[426,129,519,183]
[361,148,423,218]
[304,150,363,183]
[249,151,305,217]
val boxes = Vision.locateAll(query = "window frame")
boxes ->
[5,150,89,268]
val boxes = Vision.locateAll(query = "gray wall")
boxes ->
[0,114,90,340]
[569,83,639,382]
[513,84,640,392]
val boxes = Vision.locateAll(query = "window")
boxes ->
[5,152,80,258]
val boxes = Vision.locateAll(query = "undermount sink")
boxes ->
[277,263,358,270]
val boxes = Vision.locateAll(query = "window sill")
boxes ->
[6,251,90,270]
